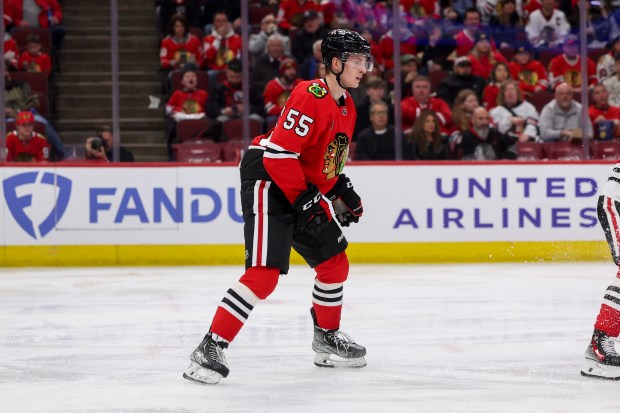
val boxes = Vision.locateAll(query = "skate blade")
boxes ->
[581,357,620,380]
[314,352,367,368]
[182,362,223,385]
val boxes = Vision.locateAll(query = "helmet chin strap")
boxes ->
[334,60,348,90]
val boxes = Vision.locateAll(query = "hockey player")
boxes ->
[183,29,371,385]
[581,170,620,379]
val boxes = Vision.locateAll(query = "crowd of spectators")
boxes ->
[6,0,620,163]
[158,0,620,162]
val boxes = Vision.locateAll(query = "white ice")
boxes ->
[1,263,619,413]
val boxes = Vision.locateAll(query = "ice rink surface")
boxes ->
[1,262,619,413]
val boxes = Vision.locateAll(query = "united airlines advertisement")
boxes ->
[0,163,611,246]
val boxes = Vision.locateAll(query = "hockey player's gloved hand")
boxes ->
[293,184,332,233]
[326,174,363,227]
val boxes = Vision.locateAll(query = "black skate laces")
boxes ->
[598,335,620,356]
[204,339,228,364]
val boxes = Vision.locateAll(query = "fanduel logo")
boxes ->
[3,172,72,239]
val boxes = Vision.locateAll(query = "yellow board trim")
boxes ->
[0,241,609,267]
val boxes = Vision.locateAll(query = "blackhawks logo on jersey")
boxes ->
[307,82,328,99]
[322,133,349,180]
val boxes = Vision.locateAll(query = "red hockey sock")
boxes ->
[312,253,349,330]
[594,270,620,337]
[210,267,280,342]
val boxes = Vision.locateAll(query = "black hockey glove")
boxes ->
[326,174,363,227]
[292,184,332,233]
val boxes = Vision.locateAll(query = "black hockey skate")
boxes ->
[183,332,230,385]
[581,329,620,380]
[310,308,367,368]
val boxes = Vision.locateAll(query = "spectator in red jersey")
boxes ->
[159,13,203,71]
[509,43,548,95]
[291,10,328,65]
[467,33,508,80]
[277,0,323,29]
[18,34,52,77]
[203,10,241,71]
[482,62,512,110]
[548,35,596,91]
[6,110,50,162]
[263,58,303,125]
[401,76,452,133]
[207,59,264,124]
[376,27,417,71]
[165,69,209,157]
[453,8,484,56]
[588,84,620,140]
[6,0,66,50]
[4,32,19,70]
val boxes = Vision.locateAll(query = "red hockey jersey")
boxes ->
[4,35,18,69]
[203,31,242,71]
[510,60,548,93]
[401,96,453,133]
[263,77,303,116]
[6,131,49,162]
[589,105,620,139]
[469,52,508,80]
[548,55,596,89]
[159,34,203,70]
[252,79,356,203]
[166,89,208,115]
[277,0,323,28]
[18,50,52,77]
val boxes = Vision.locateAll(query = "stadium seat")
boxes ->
[348,141,357,161]
[222,118,263,141]
[170,69,210,92]
[173,141,222,163]
[589,48,607,65]
[499,47,515,62]
[11,71,48,95]
[249,5,277,24]
[220,141,246,163]
[529,90,554,113]
[590,140,620,160]
[11,28,52,52]
[538,49,561,69]
[428,70,448,92]
[516,141,545,160]
[543,142,585,160]
[176,118,213,142]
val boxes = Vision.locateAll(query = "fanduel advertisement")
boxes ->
[0,164,612,246]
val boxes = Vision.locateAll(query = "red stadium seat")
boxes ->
[249,5,277,24]
[220,141,246,163]
[589,48,608,65]
[176,119,215,142]
[529,90,554,113]
[11,28,52,52]
[543,142,585,160]
[428,70,448,92]
[10,71,48,95]
[173,141,222,163]
[539,49,561,70]
[499,47,515,62]
[590,141,620,160]
[222,118,263,141]
[516,141,545,160]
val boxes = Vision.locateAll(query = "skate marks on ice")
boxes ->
[0,264,618,413]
